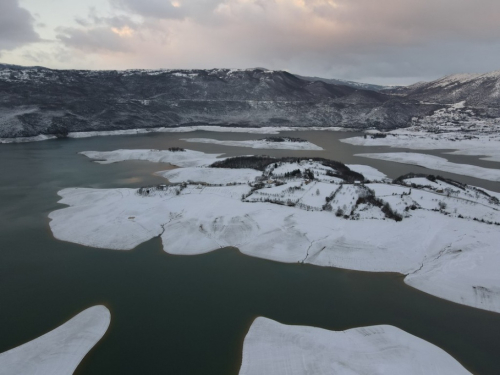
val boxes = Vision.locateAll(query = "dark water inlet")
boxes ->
[0,131,499,374]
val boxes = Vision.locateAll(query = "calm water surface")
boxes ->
[1,131,500,374]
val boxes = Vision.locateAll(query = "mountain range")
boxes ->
[0,64,499,139]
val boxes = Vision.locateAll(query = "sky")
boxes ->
[1,0,500,85]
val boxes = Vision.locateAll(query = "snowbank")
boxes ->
[181,138,323,150]
[81,149,223,167]
[342,132,500,163]
[158,167,260,184]
[0,134,57,144]
[0,306,110,375]
[239,318,471,375]
[356,153,500,182]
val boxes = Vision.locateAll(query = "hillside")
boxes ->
[386,70,500,109]
[0,64,437,139]
[295,74,392,91]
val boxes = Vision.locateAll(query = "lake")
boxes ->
[1,130,499,374]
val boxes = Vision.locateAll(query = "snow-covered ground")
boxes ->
[268,160,344,183]
[0,134,57,144]
[346,164,387,181]
[239,318,471,375]
[341,98,500,163]
[356,153,500,182]
[81,149,224,167]
[0,306,110,375]
[49,152,500,313]
[158,167,261,184]
[341,123,500,163]
[245,180,340,211]
[181,138,323,150]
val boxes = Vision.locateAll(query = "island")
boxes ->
[48,149,500,314]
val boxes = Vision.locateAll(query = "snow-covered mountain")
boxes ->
[1,64,499,140]
[295,74,393,91]
[386,70,500,107]
[0,64,437,139]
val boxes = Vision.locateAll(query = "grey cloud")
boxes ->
[56,11,140,54]
[57,26,132,53]
[277,41,500,85]
[111,0,186,19]
[111,0,223,20]
[0,0,40,51]
[22,50,51,64]
[159,0,500,84]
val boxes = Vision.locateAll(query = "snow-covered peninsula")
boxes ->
[341,107,500,163]
[356,153,500,182]
[239,318,471,375]
[49,149,500,314]
[80,148,224,167]
[0,306,110,375]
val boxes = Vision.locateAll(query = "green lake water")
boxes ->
[0,130,499,374]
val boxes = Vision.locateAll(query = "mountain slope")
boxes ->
[386,70,500,108]
[0,64,438,139]
[295,74,392,91]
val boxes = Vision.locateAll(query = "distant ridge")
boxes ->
[295,74,393,92]
[385,69,500,107]
[0,63,499,140]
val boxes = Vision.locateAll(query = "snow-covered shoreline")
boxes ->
[342,131,500,163]
[0,126,352,144]
[0,134,58,144]
[181,137,323,150]
[49,150,500,314]
[356,152,500,182]
[0,306,110,375]
[239,317,471,375]
[80,149,224,167]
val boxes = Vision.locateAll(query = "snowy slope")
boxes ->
[239,318,471,375]
[0,306,110,375]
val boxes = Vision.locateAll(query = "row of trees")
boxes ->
[260,136,307,143]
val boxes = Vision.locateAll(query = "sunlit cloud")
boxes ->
[111,25,134,37]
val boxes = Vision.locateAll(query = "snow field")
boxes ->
[0,306,110,375]
[239,317,471,375]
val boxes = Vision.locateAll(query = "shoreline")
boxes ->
[0,125,356,144]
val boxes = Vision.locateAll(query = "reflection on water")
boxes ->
[0,131,499,375]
